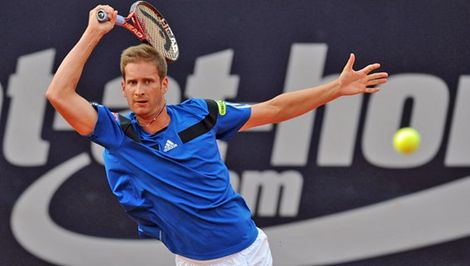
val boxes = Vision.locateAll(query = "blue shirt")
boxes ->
[88,98,258,260]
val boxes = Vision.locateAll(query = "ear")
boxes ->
[161,76,169,95]
[121,79,126,97]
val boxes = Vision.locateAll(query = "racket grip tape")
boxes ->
[96,10,125,25]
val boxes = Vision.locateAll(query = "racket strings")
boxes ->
[136,6,178,61]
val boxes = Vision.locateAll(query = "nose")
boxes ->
[133,83,145,96]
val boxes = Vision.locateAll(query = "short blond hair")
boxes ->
[120,44,167,79]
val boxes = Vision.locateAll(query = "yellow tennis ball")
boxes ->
[393,127,421,154]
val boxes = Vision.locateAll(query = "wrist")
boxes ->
[328,79,342,99]
[82,26,106,43]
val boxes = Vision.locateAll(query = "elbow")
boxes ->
[45,92,61,110]
[45,89,54,102]
[45,86,63,106]
[45,86,56,102]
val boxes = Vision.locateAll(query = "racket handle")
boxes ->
[96,10,125,26]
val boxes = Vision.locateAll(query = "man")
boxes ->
[46,5,388,266]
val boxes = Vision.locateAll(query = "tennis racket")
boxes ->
[97,1,179,62]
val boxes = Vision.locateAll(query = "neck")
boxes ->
[137,103,167,131]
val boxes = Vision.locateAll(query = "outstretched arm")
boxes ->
[240,53,388,131]
[46,5,117,136]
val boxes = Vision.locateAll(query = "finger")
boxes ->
[367,72,389,80]
[364,87,381,93]
[343,53,356,72]
[367,78,388,86]
[99,4,114,12]
[94,5,115,20]
[360,63,381,74]
[94,4,110,13]
[109,10,118,24]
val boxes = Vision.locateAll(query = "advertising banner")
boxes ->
[1,1,469,265]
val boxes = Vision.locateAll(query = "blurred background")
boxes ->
[1,0,470,265]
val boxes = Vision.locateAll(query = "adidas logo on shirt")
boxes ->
[163,140,178,152]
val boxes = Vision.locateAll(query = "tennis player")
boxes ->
[46,5,388,266]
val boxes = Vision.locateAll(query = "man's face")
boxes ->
[121,61,168,119]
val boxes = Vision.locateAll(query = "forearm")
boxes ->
[267,79,341,123]
[241,80,341,130]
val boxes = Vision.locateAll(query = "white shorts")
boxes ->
[175,228,273,266]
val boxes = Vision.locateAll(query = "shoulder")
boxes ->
[170,98,217,118]
[175,98,210,110]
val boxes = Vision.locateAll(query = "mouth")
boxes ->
[134,99,148,105]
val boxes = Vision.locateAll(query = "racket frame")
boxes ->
[96,1,179,62]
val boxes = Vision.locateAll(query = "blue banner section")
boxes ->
[1,1,470,265]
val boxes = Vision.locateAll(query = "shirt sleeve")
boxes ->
[214,100,252,141]
[87,104,126,149]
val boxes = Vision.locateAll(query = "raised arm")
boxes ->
[240,53,388,131]
[46,5,117,136]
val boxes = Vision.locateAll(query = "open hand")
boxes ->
[337,53,388,96]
